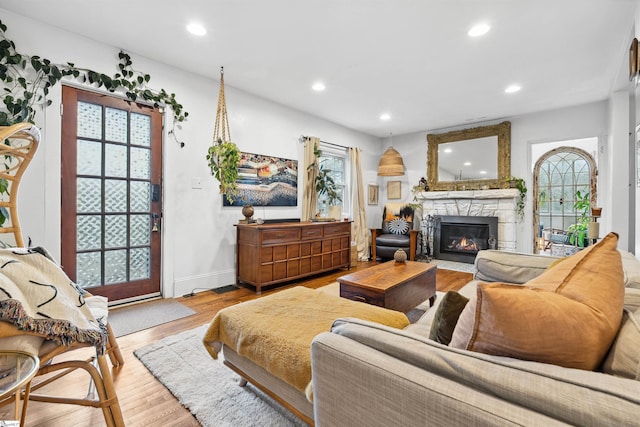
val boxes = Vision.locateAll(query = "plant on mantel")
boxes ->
[0,19,188,133]
[504,176,527,220]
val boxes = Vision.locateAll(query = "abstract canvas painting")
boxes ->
[223,151,298,206]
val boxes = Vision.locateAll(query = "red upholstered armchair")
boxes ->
[370,203,420,261]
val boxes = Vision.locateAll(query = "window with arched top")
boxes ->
[533,146,597,252]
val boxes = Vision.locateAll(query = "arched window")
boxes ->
[533,147,597,252]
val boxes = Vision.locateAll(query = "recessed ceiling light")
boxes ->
[443,148,452,153]
[480,170,487,175]
[464,162,471,166]
[380,113,391,121]
[312,82,326,92]
[505,84,522,94]
[186,23,207,36]
[468,23,490,37]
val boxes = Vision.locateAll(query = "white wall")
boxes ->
[1,9,382,298]
[393,101,611,253]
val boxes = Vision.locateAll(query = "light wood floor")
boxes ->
[0,261,472,427]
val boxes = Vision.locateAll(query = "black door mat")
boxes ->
[214,285,239,294]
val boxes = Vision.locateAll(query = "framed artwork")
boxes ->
[387,181,401,199]
[222,151,298,206]
[368,184,379,205]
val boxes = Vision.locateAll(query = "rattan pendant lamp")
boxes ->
[377,133,405,176]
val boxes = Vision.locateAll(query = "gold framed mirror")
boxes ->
[426,121,511,191]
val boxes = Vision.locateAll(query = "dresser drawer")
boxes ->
[301,226,323,239]
[261,228,300,244]
[323,222,350,236]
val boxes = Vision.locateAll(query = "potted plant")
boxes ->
[308,144,342,218]
[206,138,242,204]
[504,176,527,220]
[206,67,242,204]
[568,190,590,247]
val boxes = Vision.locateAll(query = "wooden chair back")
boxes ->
[0,123,40,247]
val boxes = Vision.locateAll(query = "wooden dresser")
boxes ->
[236,221,351,293]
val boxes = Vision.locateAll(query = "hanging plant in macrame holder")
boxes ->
[206,67,241,204]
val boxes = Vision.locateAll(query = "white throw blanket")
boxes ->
[0,247,107,352]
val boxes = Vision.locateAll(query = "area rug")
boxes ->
[134,325,307,427]
[421,259,476,273]
[109,299,196,337]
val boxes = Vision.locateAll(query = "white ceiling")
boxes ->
[0,0,636,137]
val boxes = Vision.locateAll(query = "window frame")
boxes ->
[316,144,350,218]
[532,145,597,252]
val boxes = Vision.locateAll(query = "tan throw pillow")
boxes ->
[428,291,469,345]
[601,288,640,380]
[450,233,625,371]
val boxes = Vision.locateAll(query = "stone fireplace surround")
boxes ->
[416,189,519,252]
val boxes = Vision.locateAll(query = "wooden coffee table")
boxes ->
[338,260,437,313]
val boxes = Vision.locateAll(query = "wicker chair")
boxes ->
[0,123,125,427]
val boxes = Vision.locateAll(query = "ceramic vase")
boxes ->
[242,204,254,220]
[394,249,407,263]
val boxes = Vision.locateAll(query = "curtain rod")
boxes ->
[299,135,348,150]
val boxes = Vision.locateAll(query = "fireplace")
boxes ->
[434,216,498,263]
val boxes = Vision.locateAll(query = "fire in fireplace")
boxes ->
[448,235,479,252]
[434,216,498,263]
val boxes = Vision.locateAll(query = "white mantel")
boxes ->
[416,189,519,251]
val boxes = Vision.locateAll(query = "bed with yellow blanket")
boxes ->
[202,286,409,423]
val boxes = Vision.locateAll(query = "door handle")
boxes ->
[152,213,160,232]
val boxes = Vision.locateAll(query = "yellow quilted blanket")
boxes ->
[202,286,409,401]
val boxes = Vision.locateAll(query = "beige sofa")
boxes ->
[311,249,640,426]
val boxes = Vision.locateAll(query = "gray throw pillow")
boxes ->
[429,291,469,345]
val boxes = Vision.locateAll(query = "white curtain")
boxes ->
[349,147,369,260]
[302,137,320,221]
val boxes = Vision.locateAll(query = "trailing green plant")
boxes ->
[0,19,188,133]
[505,176,527,220]
[206,138,242,204]
[538,190,547,209]
[308,143,341,206]
[409,179,428,211]
[0,19,189,226]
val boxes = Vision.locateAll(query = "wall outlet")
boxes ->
[191,177,203,189]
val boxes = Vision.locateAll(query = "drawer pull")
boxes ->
[306,231,317,235]
[353,295,367,303]
[276,234,286,238]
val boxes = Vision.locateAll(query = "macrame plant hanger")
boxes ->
[213,66,231,143]
[207,67,241,202]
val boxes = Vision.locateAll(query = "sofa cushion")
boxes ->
[601,288,640,380]
[474,250,558,284]
[450,233,625,371]
[375,233,410,246]
[428,291,469,345]
[620,250,640,289]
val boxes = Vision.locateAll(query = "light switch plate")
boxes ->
[191,177,203,189]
